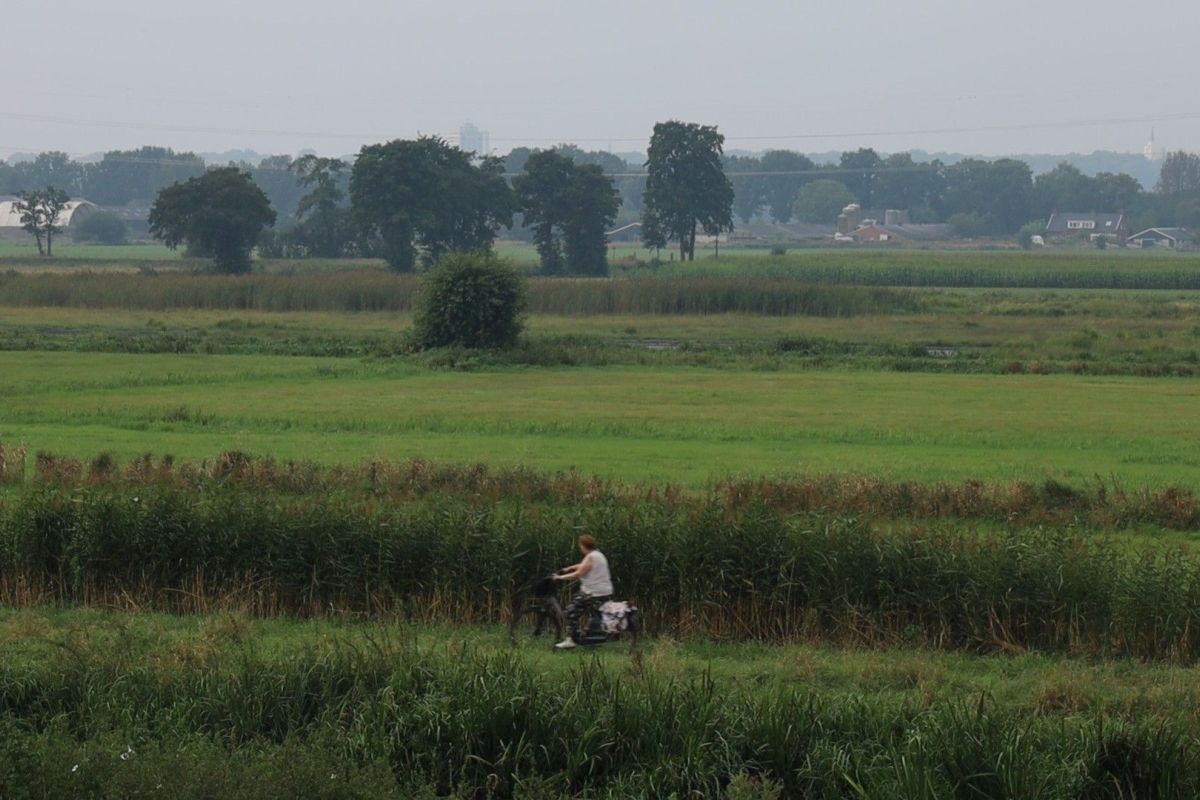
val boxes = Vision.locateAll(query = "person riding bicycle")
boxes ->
[554,534,612,650]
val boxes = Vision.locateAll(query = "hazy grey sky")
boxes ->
[4,0,1198,160]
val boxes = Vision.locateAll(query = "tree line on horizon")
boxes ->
[143,122,715,272]
[7,125,1200,271]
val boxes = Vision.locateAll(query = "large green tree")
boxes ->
[725,154,764,224]
[562,164,619,276]
[873,153,945,217]
[290,155,351,257]
[513,149,574,274]
[1032,162,1143,218]
[793,179,854,224]
[149,167,276,273]
[1157,151,1200,196]
[838,148,883,207]
[758,150,817,223]
[350,137,514,272]
[641,121,733,261]
[82,146,205,206]
[514,150,619,276]
[9,152,85,195]
[942,158,1033,234]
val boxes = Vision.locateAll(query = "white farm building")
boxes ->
[0,198,97,238]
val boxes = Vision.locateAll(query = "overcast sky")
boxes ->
[4,0,1198,160]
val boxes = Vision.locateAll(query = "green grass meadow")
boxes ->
[3,350,1199,485]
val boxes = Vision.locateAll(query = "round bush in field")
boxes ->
[414,251,526,349]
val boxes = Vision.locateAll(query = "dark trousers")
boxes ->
[565,592,610,637]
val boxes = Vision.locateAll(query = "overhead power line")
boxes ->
[0,149,952,178]
[2,109,1199,148]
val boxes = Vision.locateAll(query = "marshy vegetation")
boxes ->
[3,249,1200,797]
[3,451,1200,657]
[5,611,1200,799]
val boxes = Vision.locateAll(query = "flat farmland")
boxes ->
[2,350,1198,485]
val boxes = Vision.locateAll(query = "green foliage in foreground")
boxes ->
[3,463,1200,655]
[2,611,1200,799]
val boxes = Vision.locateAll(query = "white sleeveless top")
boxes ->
[581,550,613,596]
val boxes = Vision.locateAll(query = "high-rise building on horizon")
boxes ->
[459,122,490,156]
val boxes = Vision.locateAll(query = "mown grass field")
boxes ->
[3,350,1199,485]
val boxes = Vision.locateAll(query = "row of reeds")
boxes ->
[12,450,1200,532]
[0,270,919,316]
[650,250,1200,289]
[2,637,1198,798]
[4,453,1200,656]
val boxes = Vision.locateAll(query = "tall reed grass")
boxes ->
[4,452,1200,657]
[2,636,1198,798]
[0,270,918,316]
[649,250,1200,290]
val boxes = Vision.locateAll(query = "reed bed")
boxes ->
[2,634,1199,798]
[0,270,919,316]
[4,453,1200,657]
[14,451,1200,531]
[650,250,1200,290]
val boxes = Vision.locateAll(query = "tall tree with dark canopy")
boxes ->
[290,155,351,257]
[9,152,85,195]
[149,167,276,273]
[725,154,765,224]
[1157,151,1200,196]
[350,137,514,272]
[641,121,733,261]
[1033,162,1099,218]
[249,155,308,220]
[82,146,205,206]
[562,163,619,275]
[793,179,855,223]
[759,150,817,223]
[514,151,619,275]
[838,148,883,207]
[942,158,1034,234]
[513,149,575,274]
[1093,172,1142,212]
[873,153,945,217]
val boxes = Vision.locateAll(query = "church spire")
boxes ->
[1144,128,1160,161]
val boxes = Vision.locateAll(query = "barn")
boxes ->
[1126,227,1195,249]
[0,198,98,238]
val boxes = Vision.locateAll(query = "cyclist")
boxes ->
[553,534,612,649]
